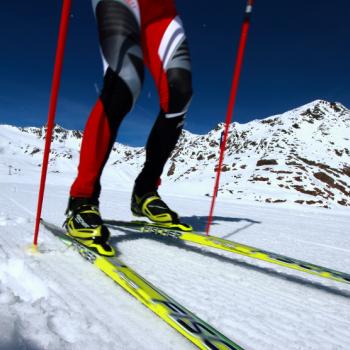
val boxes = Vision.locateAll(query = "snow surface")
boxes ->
[1,100,350,209]
[0,180,349,350]
[0,100,350,349]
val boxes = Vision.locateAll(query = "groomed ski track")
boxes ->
[1,183,350,350]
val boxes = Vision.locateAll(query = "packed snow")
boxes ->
[0,100,350,349]
[1,185,350,349]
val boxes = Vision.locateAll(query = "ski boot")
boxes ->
[64,197,115,257]
[131,189,192,232]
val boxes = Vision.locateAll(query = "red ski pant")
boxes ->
[71,0,192,199]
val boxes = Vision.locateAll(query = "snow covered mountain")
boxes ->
[1,100,350,350]
[1,99,349,208]
[169,99,350,208]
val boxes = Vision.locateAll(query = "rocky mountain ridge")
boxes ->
[1,99,349,208]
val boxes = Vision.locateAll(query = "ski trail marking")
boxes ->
[291,237,350,254]
[1,193,35,217]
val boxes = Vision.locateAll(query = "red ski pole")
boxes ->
[33,0,72,249]
[205,0,254,235]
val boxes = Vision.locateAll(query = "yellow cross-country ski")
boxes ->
[40,219,244,350]
[104,219,350,285]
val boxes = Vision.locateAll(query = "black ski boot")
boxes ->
[131,187,192,231]
[64,197,115,257]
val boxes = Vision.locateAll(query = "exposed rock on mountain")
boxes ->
[1,100,349,208]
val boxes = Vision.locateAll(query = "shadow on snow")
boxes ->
[108,221,350,300]
[180,215,261,238]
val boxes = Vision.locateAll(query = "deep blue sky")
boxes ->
[0,1,349,146]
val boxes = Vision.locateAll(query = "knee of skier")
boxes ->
[94,0,144,108]
[166,68,193,118]
[99,44,144,109]
[100,67,144,116]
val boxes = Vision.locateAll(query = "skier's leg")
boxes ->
[70,0,144,200]
[131,5,193,225]
[66,0,144,255]
[134,11,193,195]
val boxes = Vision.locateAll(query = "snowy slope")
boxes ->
[167,100,350,207]
[0,99,350,349]
[0,183,349,350]
[1,100,349,209]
